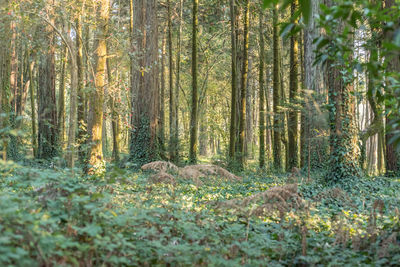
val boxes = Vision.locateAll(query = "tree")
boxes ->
[228,0,238,165]
[58,45,67,148]
[174,0,183,161]
[189,0,199,164]
[384,0,399,175]
[258,4,266,169]
[76,6,86,164]
[238,0,250,169]
[168,0,177,162]
[85,0,110,174]
[323,0,360,182]
[37,2,58,160]
[130,0,160,165]
[272,4,282,170]
[288,0,299,170]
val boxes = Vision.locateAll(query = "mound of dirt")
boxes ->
[218,184,304,218]
[178,164,240,181]
[141,161,179,173]
[148,171,176,185]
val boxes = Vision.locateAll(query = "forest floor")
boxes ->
[0,160,400,266]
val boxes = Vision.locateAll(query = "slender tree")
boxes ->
[76,6,86,163]
[258,4,265,169]
[174,0,183,161]
[189,0,199,164]
[384,0,399,175]
[58,45,67,147]
[168,0,177,162]
[228,0,237,164]
[288,0,299,170]
[272,5,282,170]
[160,26,167,157]
[238,0,250,169]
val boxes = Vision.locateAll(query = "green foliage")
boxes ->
[263,0,312,24]
[130,116,160,168]
[1,161,399,265]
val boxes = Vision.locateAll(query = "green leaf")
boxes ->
[299,0,311,24]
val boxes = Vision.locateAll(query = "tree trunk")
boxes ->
[238,0,250,169]
[189,0,199,164]
[272,5,282,171]
[85,0,110,174]
[8,16,19,160]
[58,45,68,148]
[106,52,120,163]
[159,26,167,157]
[29,58,37,158]
[385,0,399,175]
[228,0,238,165]
[288,0,299,169]
[130,0,159,165]
[38,8,58,160]
[325,0,360,181]
[76,10,86,164]
[175,0,183,161]
[258,5,265,169]
[168,0,177,162]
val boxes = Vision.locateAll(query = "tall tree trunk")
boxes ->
[238,0,250,169]
[258,5,265,169]
[8,16,18,160]
[29,58,37,158]
[85,0,110,174]
[58,45,68,148]
[1,6,11,160]
[168,0,177,162]
[228,0,237,164]
[38,5,58,159]
[288,0,299,169]
[130,0,159,165]
[385,0,399,175]
[159,26,167,158]
[76,10,86,163]
[325,0,360,181]
[106,53,120,163]
[175,0,183,161]
[272,5,282,170]
[189,0,199,164]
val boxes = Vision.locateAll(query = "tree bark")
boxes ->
[167,0,177,162]
[38,6,58,160]
[130,0,159,165]
[288,0,299,169]
[189,0,199,164]
[85,0,110,174]
[384,0,399,175]
[259,5,265,169]
[238,0,250,169]
[58,45,68,148]
[228,0,238,165]
[273,5,282,170]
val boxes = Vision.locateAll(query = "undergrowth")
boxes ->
[0,161,399,266]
